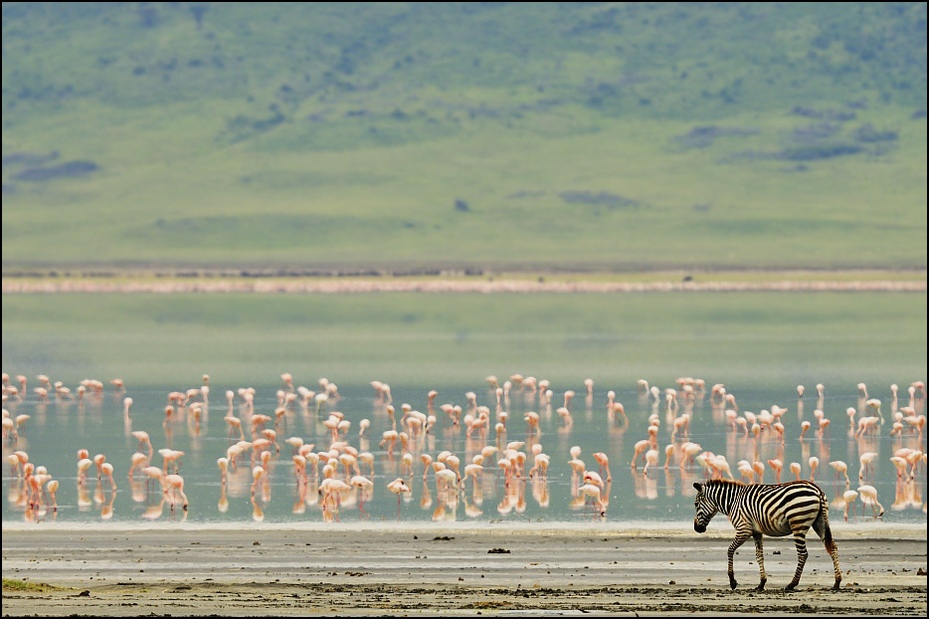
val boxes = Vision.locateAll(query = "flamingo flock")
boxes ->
[2,372,926,525]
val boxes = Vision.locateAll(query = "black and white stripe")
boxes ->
[692,479,842,591]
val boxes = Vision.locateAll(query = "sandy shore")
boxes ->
[3,274,926,294]
[2,521,925,617]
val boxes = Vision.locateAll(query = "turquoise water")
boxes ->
[3,375,925,526]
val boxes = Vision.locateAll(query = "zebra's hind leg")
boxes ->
[786,533,809,590]
[814,512,843,590]
[752,531,767,591]
[826,540,842,590]
[821,529,842,590]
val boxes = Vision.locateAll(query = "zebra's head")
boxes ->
[692,481,718,533]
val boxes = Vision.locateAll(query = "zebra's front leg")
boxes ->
[752,532,767,591]
[786,534,809,590]
[727,533,750,590]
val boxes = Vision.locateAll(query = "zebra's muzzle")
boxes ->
[694,520,706,533]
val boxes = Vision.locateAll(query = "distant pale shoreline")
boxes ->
[3,278,926,294]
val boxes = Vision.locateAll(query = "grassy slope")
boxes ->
[1,3,927,272]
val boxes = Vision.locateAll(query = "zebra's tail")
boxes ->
[816,486,843,590]
[817,491,834,541]
[821,511,835,548]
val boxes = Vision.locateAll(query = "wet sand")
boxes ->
[2,521,926,617]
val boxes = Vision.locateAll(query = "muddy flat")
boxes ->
[2,522,925,616]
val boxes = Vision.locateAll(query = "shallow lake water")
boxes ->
[3,374,926,527]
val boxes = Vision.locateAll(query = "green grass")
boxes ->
[1,3,926,272]
[1,578,60,592]
[3,291,925,390]
[2,108,925,270]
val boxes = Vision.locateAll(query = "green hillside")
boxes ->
[2,2,926,272]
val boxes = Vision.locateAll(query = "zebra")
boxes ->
[692,479,842,591]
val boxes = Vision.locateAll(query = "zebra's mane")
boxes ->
[704,478,816,489]
[705,479,746,488]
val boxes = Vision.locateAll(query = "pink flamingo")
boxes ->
[577,481,606,517]
[842,489,858,521]
[858,452,878,482]
[45,479,60,513]
[128,452,148,482]
[643,449,660,475]
[163,473,188,511]
[159,448,185,474]
[131,430,154,456]
[808,456,819,481]
[752,460,765,483]
[77,458,94,486]
[857,485,884,518]
[592,452,612,481]
[767,459,783,483]
[387,477,411,517]
[630,439,650,469]
[351,475,374,517]
[829,460,850,486]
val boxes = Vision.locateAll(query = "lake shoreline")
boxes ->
[3,277,926,294]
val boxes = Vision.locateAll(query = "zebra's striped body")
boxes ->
[692,479,842,591]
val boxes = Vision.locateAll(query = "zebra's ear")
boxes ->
[693,482,702,491]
